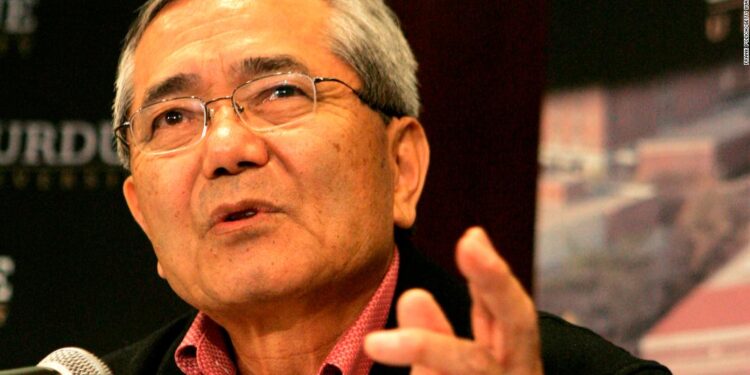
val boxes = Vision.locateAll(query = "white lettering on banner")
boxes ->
[0,120,120,167]
[0,123,21,164]
[99,123,121,165]
[0,256,13,303]
[1,0,37,34]
[23,121,58,165]
[0,0,38,56]
[0,255,14,328]
[60,121,97,165]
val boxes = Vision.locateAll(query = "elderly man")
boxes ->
[104,0,670,374]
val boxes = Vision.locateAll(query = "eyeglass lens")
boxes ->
[130,73,318,154]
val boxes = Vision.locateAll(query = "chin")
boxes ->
[201,266,322,305]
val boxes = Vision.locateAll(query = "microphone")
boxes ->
[0,347,112,375]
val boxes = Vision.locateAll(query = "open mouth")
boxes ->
[224,209,258,222]
[209,201,280,233]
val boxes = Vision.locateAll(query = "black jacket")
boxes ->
[104,238,671,374]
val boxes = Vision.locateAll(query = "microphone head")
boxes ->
[37,347,113,375]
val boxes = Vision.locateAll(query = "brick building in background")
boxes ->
[539,64,750,177]
[536,184,662,271]
[636,103,750,188]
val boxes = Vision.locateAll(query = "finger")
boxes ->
[395,290,456,375]
[365,328,502,375]
[468,284,494,347]
[456,227,535,323]
[456,227,541,370]
[397,288,454,335]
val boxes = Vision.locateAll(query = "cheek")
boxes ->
[133,161,197,243]
[273,122,392,217]
[349,129,391,187]
[322,128,392,208]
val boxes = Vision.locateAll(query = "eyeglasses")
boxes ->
[115,72,384,155]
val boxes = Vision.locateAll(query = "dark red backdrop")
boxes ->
[388,1,546,291]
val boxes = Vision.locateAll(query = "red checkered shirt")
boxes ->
[174,249,399,375]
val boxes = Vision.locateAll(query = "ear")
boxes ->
[123,175,149,234]
[387,116,430,229]
[123,176,167,279]
[156,262,166,279]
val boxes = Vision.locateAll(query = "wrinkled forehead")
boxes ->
[143,0,330,37]
[132,0,340,108]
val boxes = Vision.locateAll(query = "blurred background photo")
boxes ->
[536,1,750,374]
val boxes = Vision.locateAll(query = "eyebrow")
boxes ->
[140,55,310,107]
[143,73,200,106]
[233,55,310,80]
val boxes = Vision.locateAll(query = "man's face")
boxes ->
[122,0,427,317]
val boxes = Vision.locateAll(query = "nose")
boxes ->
[200,99,270,178]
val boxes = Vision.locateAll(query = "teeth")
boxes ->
[225,209,257,222]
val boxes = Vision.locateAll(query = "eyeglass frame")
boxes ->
[114,71,400,156]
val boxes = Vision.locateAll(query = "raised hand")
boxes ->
[365,227,543,374]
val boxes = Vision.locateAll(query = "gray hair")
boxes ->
[112,0,420,169]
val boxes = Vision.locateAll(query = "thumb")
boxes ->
[397,288,454,334]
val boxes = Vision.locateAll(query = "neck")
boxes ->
[214,253,393,375]
[231,303,363,375]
